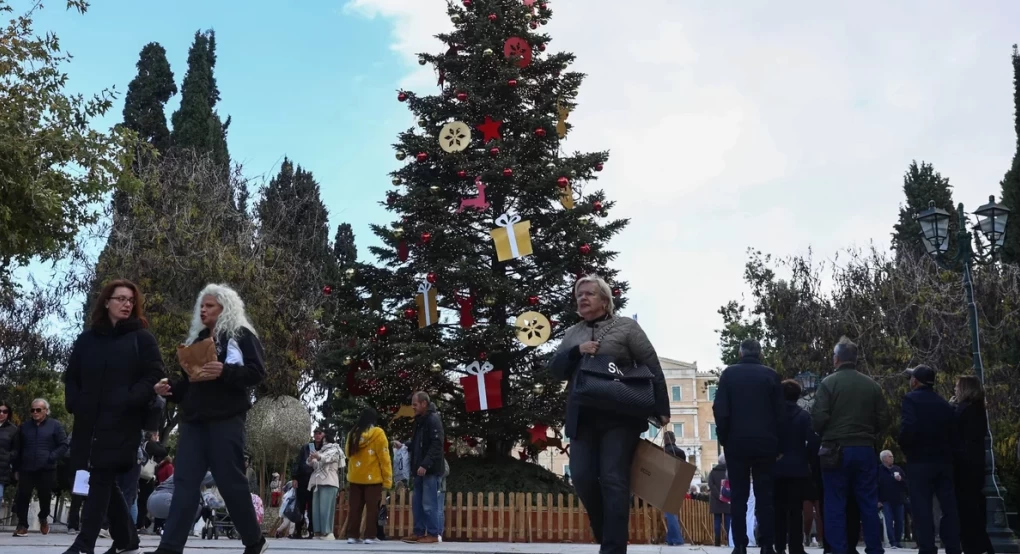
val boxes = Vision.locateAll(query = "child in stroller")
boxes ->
[199,473,265,540]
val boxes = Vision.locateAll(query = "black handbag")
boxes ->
[572,318,657,418]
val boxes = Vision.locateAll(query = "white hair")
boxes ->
[31,398,50,410]
[718,453,726,465]
[574,274,615,315]
[880,450,893,461]
[185,284,257,345]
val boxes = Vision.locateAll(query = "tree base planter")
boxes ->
[333,489,720,544]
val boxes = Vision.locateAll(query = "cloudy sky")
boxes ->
[28,0,1020,370]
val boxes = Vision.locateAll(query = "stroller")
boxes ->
[199,480,237,540]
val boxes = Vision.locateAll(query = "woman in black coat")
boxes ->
[0,399,18,507]
[952,376,995,554]
[63,279,165,554]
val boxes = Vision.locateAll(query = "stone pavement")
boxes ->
[0,534,795,554]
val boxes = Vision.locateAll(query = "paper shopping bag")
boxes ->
[630,439,696,514]
[176,338,219,382]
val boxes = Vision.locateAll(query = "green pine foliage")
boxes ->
[122,42,178,153]
[170,30,231,178]
[1001,46,1020,264]
[327,0,628,458]
[891,161,957,261]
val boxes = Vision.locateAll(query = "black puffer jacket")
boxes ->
[166,327,265,423]
[16,417,67,471]
[409,403,445,476]
[64,317,165,471]
[0,420,19,484]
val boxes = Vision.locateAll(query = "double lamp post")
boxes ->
[915,195,1018,551]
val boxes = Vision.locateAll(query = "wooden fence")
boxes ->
[331,489,728,545]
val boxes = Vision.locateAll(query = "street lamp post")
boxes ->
[915,196,1018,552]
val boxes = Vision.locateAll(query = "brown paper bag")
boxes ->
[630,439,696,514]
[176,338,219,382]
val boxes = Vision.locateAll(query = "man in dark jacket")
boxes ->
[13,398,68,536]
[877,450,907,549]
[403,391,445,544]
[289,428,325,538]
[775,379,820,554]
[810,337,888,554]
[713,339,785,554]
[900,365,961,554]
[709,457,732,547]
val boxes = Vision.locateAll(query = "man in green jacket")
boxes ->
[810,336,889,554]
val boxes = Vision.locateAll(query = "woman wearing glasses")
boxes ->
[62,279,165,554]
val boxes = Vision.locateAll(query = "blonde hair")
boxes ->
[185,283,257,345]
[574,274,615,315]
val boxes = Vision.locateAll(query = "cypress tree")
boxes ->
[1001,45,1020,264]
[891,161,957,261]
[170,30,231,173]
[122,42,177,152]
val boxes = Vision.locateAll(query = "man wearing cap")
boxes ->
[900,365,961,554]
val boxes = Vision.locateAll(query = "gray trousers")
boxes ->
[157,416,261,553]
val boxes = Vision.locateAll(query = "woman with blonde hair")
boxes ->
[550,274,670,554]
[952,375,995,554]
[150,284,267,554]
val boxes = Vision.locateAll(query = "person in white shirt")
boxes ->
[391,440,410,489]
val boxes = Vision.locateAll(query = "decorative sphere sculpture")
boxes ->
[245,396,311,460]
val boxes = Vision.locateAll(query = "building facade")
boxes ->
[534,357,721,480]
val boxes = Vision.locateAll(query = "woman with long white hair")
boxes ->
[149,284,267,554]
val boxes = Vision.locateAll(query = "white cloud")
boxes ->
[346,0,1020,370]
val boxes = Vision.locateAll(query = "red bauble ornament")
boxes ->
[404,308,418,320]
[416,152,428,162]
[488,13,497,21]
[490,147,500,157]
[479,351,488,361]
[540,3,548,9]
[427,272,438,284]
[593,200,604,212]
[421,232,433,244]
[550,319,558,328]
[386,193,397,206]
[595,163,604,172]
[398,91,408,102]
[457,170,468,179]
[399,370,410,379]
[456,91,469,101]
[462,0,472,7]
[579,244,592,255]
[530,21,538,29]
[557,176,570,188]
[322,285,333,296]
[503,168,513,177]
[535,128,547,138]
[539,43,547,52]
[528,295,539,306]
[612,287,622,298]
[377,325,389,337]
[508,79,518,87]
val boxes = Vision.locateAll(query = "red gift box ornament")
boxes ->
[460,360,503,412]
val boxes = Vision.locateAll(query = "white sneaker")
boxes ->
[324,534,335,541]
[811,539,819,548]
[347,538,363,544]
[99,529,111,539]
[364,538,378,544]
[438,535,443,542]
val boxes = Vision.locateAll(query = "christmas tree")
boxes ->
[332,0,629,458]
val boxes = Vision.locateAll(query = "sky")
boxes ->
[22,0,1020,371]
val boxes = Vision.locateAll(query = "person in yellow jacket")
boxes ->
[345,408,392,545]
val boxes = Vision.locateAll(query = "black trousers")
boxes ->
[728,453,777,549]
[14,469,56,528]
[570,420,641,554]
[955,469,993,554]
[71,468,138,553]
[294,476,313,537]
[157,416,262,553]
[910,462,961,554]
[67,494,85,530]
[138,478,155,529]
[775,477,807,554]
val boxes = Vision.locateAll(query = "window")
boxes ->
[708,385,718,401]
[563,464,570,476]
[671,385,682,401]
[672,423,683,438]
[709,423,718,440]
[647,423,659,438]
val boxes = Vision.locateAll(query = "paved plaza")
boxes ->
[0,534,802,554]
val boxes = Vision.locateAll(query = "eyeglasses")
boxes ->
[0,409,9,414]
[31,408,45,413]
[109,296,135,305]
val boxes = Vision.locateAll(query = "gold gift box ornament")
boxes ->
[490,212,533,262]
[415,281,439,328]
[176,338,219,382]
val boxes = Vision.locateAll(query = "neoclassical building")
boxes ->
[534,357,722,480]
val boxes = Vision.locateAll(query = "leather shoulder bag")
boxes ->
[572,318,657,418]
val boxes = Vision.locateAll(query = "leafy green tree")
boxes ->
[891,161,957,261]
[122,42,178,152]
[334,0,627,458]
[1001,45,1020,264]
[170,30,231,179]
[715,299,768,367]
[0,0,140,290]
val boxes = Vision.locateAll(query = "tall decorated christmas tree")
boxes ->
[334,0,629,458]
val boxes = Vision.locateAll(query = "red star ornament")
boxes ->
[528,423,550,445]
[476,116,502,143]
